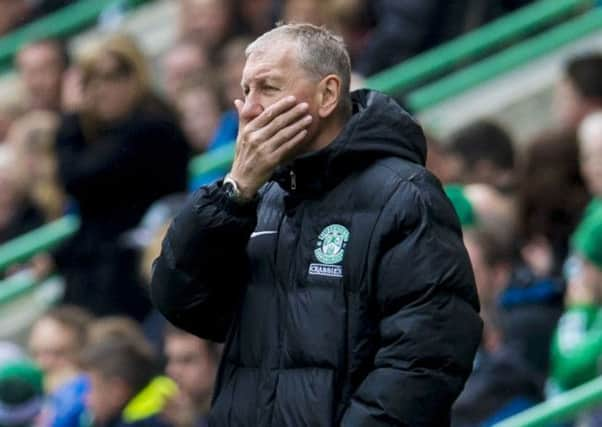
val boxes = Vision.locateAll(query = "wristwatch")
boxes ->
[223,174,256,205]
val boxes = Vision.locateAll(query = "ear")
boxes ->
[316,74,342,119]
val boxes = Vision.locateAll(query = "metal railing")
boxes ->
[0,215,79,274]
[406,7,602,112]
[495,377,602,427]
[366,0,595,95]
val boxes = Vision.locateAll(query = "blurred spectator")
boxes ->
[54,34,189,319]
[238,0,276,36]
[80,338,174,427]
[16,39,69,112]
[452,308,543,426]
[119,194,187,354]
[463,228,513,310]
[161,39,208,104]
[282,0,337,27]
[353,0,534,77]
[7,111,65,221]
[162,325,219,427]
[178,0,236,59]
[0,358,44,427]
[0,145,45,245]
[218,37,252,107]
[554,53,602,131]
[0,0,30,35]
[0,99,24,143]
[28,306,93,427]
[0,0,73,34]
[550,208,602,394]
[447,183,562,376]
[445,120,516,192]
[88,316,155,358]
[578,111,602,215]
[425,133,454,184]
[175,76,222,154]
[518,129,589,276]
[464,183,517,251]
[61,66,85,113]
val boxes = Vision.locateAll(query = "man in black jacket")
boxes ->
[151,23,481,426]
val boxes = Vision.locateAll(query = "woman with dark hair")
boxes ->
[55,34,189,320]
[518,129,589,274]
[501,129,590,377]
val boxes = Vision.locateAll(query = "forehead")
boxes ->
[241,41,300,83]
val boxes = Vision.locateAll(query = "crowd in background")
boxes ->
[2,0,602,426]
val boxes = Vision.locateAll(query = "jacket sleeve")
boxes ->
[341,178,482,426]
[150,183,257,342]
[550,305,602,391]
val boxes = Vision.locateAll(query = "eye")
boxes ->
[263,85,279,93]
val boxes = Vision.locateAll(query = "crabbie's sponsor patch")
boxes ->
[308,263,343,278]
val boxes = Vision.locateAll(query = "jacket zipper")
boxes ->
[290,169,297,191]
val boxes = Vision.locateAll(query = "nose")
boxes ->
[240,97,264,122]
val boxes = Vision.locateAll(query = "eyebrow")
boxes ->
[241,71,284,88]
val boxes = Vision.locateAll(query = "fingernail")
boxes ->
[299,102,309,110]
[305,115,312,122]
[286,96,296,102]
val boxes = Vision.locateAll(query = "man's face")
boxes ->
[17,44,64,111]
[239,41,321,148]
[165,334,216,403]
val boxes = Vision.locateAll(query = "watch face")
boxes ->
[223,181,236,199]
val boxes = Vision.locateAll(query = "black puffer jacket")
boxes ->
[151,90,482,426]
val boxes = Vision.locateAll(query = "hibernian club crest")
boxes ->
[314,224,350,265]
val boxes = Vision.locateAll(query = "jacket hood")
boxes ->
[274,89,426,194]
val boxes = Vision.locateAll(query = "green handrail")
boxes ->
[0,215,80,273]
[188,142,236,178]
[366,0,595,95]
[0,273,38,307]
[494,377,602,427]
[407,7,602,111]
[0,0,152,72]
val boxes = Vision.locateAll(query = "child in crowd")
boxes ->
[80,337,173,427]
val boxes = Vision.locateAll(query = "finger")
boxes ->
[271,129,308,164]
[247,95,298,131]
[252,102,310,143]
[265,114,313,152]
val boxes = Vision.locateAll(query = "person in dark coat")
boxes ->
[55,34,189,320]
[151,23,481,426]
[0,145,45,245]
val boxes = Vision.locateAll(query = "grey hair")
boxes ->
[246,23,352,118]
